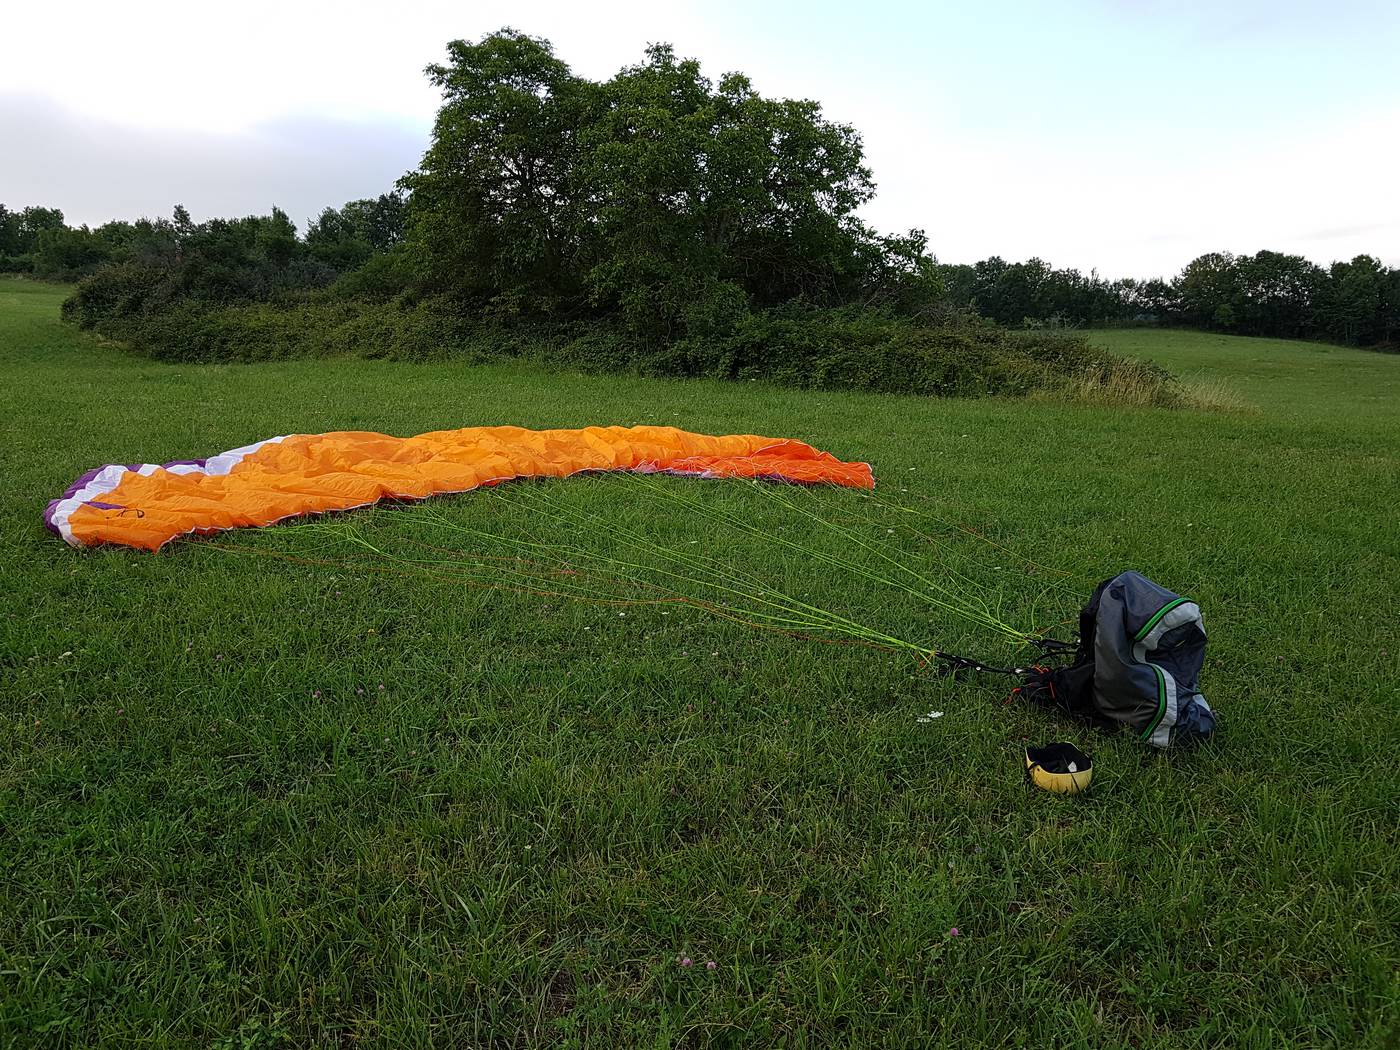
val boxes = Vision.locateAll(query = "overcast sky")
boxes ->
[3,0,1397,276]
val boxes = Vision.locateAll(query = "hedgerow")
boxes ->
[63,289,1188,405]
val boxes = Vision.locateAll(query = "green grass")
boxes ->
[2,278,1397,1047]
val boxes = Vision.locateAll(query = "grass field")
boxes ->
[2,278,1397,1047]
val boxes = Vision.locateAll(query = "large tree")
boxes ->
[1174,252,1245,330]
[402,30,929,341]
[1233,250,1323,338]
[403,30,591,309]
[1315,255,1389,345]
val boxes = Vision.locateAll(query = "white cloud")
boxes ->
[0,97,424,229]
[863,104,1400,274]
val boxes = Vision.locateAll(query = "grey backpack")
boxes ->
[1021,571,1216,748]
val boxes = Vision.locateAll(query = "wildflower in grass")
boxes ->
[313,690,322,698]
[378,683,385,691]
[706,961,717,970]
[680,957,693,968]
[215,654,224,661]
[949,927,960,937]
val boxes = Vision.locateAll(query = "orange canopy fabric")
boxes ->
[46,424,874,551]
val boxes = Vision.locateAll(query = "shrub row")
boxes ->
[62,279,1189,407]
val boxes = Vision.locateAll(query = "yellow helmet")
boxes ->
[1025,742,1093,795]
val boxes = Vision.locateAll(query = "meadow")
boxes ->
[1,278,1396,1047]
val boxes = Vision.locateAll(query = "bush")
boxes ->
[70,294,559,365]
[324,246,423,303]
[656,306,1152,399]
[62,261,168,332]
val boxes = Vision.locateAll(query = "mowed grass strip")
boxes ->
[1,279,1397,1047]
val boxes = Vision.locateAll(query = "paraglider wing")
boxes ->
[44,425,874,551]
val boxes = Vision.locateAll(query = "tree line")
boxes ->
[936,251,1399,347]
[0,197,406,292]
[10,200,1396,350]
